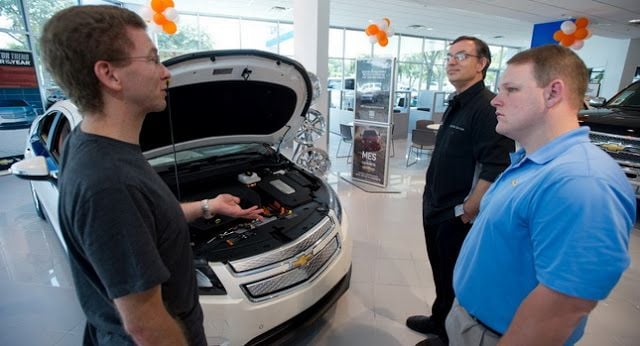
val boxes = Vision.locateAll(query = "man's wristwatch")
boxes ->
[201,199,214,219]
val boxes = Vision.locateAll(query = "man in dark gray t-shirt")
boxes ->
[41,6,263,345]
[59,127,205,345]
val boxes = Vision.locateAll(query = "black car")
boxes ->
[579,80,640,197]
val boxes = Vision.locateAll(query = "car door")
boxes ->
[28,109,71,250]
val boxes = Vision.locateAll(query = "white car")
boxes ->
[11,50,352,346]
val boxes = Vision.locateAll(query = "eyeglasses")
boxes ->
[445,52,480,63]
[109,54,161,65]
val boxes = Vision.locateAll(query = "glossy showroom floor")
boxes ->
[0,135,639,346]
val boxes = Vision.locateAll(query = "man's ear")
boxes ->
[477,58,487,74]
[94,60,123,91]
[544,79,564,108]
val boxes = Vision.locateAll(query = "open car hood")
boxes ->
[140,50,312,158]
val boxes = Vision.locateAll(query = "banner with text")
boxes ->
[354,58,394,124]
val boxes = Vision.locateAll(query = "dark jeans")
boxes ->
[423,216,472,330]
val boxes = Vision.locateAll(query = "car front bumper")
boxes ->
[199,213,352,345]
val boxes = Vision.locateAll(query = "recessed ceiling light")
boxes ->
[629,19,640,25]
[270,6,290,12]
[426,27,433,31]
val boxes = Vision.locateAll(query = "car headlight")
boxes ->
[194,258,226,295]
[323,180,342,224]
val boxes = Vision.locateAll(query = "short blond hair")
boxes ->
[508,44,588,109]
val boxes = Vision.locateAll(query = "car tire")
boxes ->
[30,182,46,220]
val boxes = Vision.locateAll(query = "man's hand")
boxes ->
[460,179,492,224]
[211,194,264,221]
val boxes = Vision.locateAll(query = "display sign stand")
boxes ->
[338,172,401,194]
[347,57,396,189]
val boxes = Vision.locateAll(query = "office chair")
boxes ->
[406,128,437,167]
[336,123,353,163]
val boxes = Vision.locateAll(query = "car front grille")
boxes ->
[590,131,640,192]
[229,216,334,273]
[242,235,340,301]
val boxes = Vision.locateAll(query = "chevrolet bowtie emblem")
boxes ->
[292,254,312,268]
[600,143,626,153]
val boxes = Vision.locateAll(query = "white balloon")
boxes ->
[560,20,576,35]
[368,35,378,44]
[571,40,584,50]
[386,27,395,38]
[172,14,180,24]
[139,6,153,21]
[163,7,178,21]
[377,20,388,31]
[148,23,162,34]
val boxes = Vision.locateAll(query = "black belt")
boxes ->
[470,314,503,337]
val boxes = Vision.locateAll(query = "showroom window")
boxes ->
[372,34,399,58]
[240,19,279,53]
[198,16,241,50]
[278,23,294,57]
[156,13,210,61]
[1,0,29,50]
[26,0,77,36]
[344,29,372,59]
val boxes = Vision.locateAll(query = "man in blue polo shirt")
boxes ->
[447,44,635,346]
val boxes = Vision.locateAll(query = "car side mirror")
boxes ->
[10,156,53,181]
[588,97,606,107]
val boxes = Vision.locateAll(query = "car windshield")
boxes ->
[608,82,640,108]
[148,142,271,169]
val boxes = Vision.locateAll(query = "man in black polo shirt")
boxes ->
[407,36,514,344]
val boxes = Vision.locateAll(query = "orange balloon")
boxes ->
[561,35,575,47]
[376,30,387,41]
[153,12,169,25]
[379,37,389,47]
[366,24,379,36]
[150,0,168,13]
[574,27,588,40]
[553,30,566,42]
[163,21,177,35]
[165,0,175,7]
[575,17,589,28]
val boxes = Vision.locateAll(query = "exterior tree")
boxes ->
[398,50,445,91]
[156,24,213,60]
[0,0,74,48]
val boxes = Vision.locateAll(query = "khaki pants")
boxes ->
[445,299,501,346]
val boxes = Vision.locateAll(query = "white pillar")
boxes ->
[293,0,329,151]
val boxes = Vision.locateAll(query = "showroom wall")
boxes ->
[577,36,639,99]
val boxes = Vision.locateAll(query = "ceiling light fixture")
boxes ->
[270,6,290,12]
[629,19,640,25]
[408,24,426,29]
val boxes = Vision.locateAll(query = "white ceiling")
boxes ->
[126,0,640,47]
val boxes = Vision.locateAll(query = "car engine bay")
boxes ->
[157,150,335,263]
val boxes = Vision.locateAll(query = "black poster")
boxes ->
[351,123,390,186]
